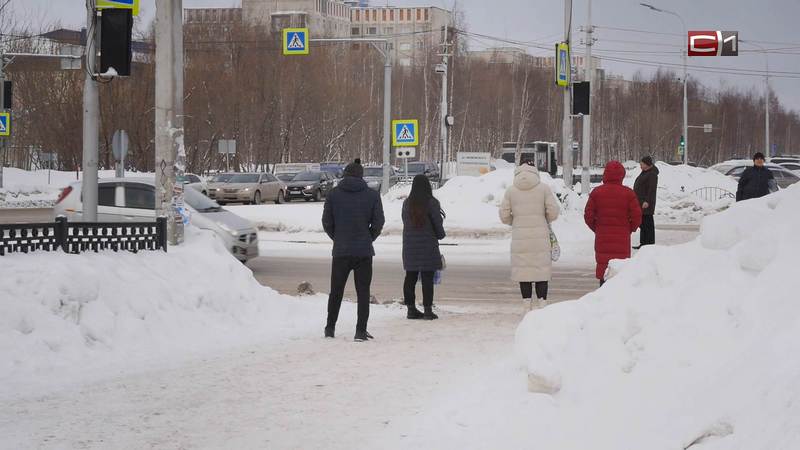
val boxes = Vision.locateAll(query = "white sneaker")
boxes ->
[522,298,533,313]
[536,298,549,309]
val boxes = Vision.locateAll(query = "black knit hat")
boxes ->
[753,152,766,161]
[343,159,364,178]
[641,155,654,167]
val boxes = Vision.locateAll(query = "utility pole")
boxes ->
[580,0,593,195]
[82,0,100,221]
[0,52,5,189]
[154,0,185,245]
[562,0,574,190]
[439,26,450,181]
[382,44,392,194]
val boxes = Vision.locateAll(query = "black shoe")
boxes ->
[354,330,370,342]
[423,307,439,320]
[365,331,374,340]
[324,326,335,338]
[406,305,424,320]
[633,245,642,250]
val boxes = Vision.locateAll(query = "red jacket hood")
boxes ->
[603,161,626,185]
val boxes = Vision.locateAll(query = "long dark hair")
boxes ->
[407,174,444,227]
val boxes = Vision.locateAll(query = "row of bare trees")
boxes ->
[3,19,798,174]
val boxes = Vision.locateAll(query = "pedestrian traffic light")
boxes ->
[572,81,590,115]
[99,8,133,77]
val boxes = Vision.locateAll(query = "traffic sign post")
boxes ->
[392,119,419,147]
[112,129,129,178]
[218,139,236,172]
[395,147,416,180]
[0,112,10,137]
[283,28,309,55]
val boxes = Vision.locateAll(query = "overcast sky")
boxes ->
[10,0,800,112]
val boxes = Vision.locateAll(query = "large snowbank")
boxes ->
[512,184,800,449]
[0,228,361,397]
[0,168,147,208]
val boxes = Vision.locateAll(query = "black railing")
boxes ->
[0,216,167,256]
[691,187,735,202]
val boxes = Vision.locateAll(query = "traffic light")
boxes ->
[2,81,11,109]
[572,81,590,115]
[100,8,133,76]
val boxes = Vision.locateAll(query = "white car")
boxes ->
[177,173,209,196]
[53,178,259,262]
[777,161,800,176]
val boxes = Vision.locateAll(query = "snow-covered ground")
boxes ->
[383,183,800,449]
[0,228,394,399]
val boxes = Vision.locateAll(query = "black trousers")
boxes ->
[326,256,373,332]
[640,214,655,246]
[404,271,435,307]
[519,281,549,300]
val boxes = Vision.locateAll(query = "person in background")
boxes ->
[736,152,776,202]
[499,159,560,311]
[633,156,659,248]
[401,175,446,320]
[321,159,385,342]
[584,161,642,286]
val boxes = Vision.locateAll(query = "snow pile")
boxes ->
[623,161,738,223]
[513,184,800,448]
[0,228,340,396]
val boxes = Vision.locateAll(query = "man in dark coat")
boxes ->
[736,152,775,202]
[584,161,642,284]
[633,156,659,248]
[321,159,385,341]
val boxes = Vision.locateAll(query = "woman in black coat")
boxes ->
[402,175,446,320]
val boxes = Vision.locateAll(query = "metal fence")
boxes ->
[0,216,167,256]
[691,187,735,202]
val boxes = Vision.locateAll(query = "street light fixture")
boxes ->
[640,2,689,165]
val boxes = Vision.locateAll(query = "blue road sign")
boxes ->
[283,28,309,55]
[0,112,10,136]
[392,119,419,147]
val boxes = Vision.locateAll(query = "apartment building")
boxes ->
[349,6,451,66]
[242,0,352,37]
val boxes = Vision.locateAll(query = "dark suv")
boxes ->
[402,161,440,183]
[284,171,335,202]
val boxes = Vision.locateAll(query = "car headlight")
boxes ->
[218,223,239,237]
[305,185,314,190]
[243,188,251,192]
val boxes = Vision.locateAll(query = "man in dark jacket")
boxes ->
[633,156,659,248]
[736,152,775,202]
[321,159,385,341]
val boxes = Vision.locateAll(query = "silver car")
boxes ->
[206,172,236,200]
[363,166,399,192]
[52,178,259,262]
[215,173,286,205]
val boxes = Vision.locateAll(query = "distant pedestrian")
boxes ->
[633,156,659,248]
[321,159,385,342]
[584,161,642,286]
[402,175,446,320]
[736,152,776,202]
[499,160,560,311]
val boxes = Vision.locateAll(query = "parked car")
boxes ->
[177,173,208,196]
[363,166,399,192]
[206,172,236,200]
[777,161,800,176]
[284,171,335,202]
[724,163,800,189]
[769,157,800,165]
[667,161,698,167]
[320,162,346,179]
[401,161,440,184]
[275,173,297,183]
[52,178,259,262]
[215,172,286,205]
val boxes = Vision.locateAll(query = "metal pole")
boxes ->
[562,0,574,190]
[0,52,4,189]
[440,26,449,181]
[82,0,99,221]
[154,0,184,245]
[381,50,391,195]
[580,0,593,195]
[682,36,688,165]
[765,53,770,157]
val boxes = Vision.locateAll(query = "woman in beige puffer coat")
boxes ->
[499,161,560,310]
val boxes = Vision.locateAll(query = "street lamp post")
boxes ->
[742,40,771,157]
[641,3,688,165]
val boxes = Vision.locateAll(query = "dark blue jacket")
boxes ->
[402,197,446,272]
[736,166,774,201]
[322,176,385,257]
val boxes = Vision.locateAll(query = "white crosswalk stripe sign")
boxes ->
[288,33,304,50]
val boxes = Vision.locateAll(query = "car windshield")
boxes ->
[406,163,427,173]
[292,172,320,182]
[176,175,190,183]
[184,187,222,213]
[276,173,296,181]
[211,173,234,183]
[229,174,260,183]
[364,168,383,177]
[710,164,733,174]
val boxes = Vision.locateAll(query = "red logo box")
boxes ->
[688,31,738,56]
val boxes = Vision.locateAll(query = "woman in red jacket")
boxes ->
[584,161,642,285]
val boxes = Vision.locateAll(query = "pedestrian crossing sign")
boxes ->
[96,0,139,16]
[283,28,309,55]
[392,119,419,147]
[0,112,9,137]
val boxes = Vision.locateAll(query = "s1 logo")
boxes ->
[688,31,738,56]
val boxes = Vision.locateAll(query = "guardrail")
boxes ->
[690,187,735,202]
[0,216,167,256]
